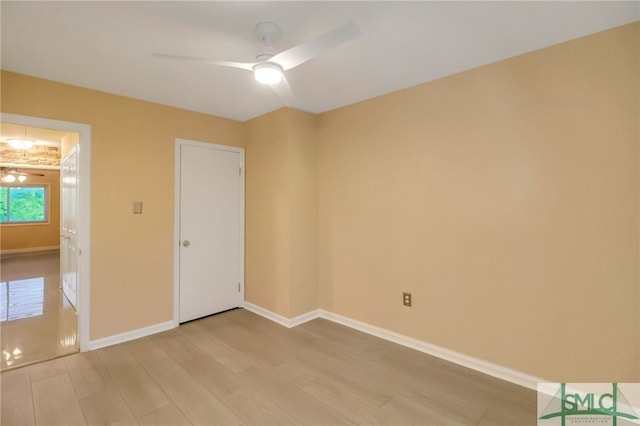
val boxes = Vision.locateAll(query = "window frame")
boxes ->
[0,183,50,226]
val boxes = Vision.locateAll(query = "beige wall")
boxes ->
[288,110,319,317]
[245,109,291,315]
[1,170,60,252]
[245,108,318,317]
[1,71,244,340]
[317,22,639,381]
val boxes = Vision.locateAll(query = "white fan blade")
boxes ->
[152,53,255,71]
[269,75,296,107]
[271,22,361,71]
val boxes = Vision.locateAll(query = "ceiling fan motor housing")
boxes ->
[256,45,277,63]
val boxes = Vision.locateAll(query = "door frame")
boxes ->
[1,113,91,351]
[173,138,245,325]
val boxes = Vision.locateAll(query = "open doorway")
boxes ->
[0,115,91,370]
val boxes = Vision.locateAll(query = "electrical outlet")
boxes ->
[403,292,412,307]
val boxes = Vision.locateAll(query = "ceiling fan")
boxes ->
[153,21,361,105]
[0,167,45,183]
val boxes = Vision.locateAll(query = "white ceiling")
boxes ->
[1,1,638,122]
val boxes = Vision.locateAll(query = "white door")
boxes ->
[178,141,244,323]
[61,146,78,310]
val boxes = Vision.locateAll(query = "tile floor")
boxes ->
[1,308,537,425]
[1,251,78,371]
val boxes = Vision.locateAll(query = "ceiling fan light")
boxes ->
[254,62,283,85]
[7,138,35,150]
[17,175,27,183]
[1,174,16,183]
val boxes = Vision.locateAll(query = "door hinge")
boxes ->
[239,166,242,176]
[238,282,241,292]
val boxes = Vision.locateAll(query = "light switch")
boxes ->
[133,201,143,214]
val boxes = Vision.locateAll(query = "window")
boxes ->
[0,185,48,224]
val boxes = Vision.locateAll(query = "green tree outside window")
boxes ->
[0,186,47,223]
[0,187,7,222]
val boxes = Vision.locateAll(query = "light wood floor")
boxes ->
[0,308,536,425]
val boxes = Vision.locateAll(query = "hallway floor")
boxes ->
[1,251,78,371]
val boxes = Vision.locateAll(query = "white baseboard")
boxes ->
[243,301,322,328]
[243,302,545,391]
[318,310,546,391]
[83,302,545,390]
[85,320,177,351]
[1,246,60,255]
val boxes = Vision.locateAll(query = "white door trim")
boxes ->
[173,138,245,325]
[1,113,91,351]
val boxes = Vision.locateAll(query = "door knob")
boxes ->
[182,240,191,247]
